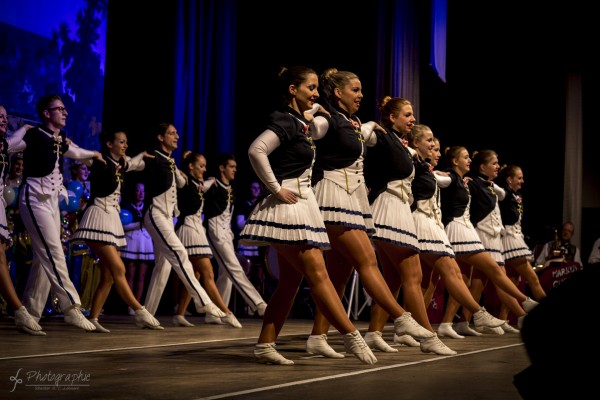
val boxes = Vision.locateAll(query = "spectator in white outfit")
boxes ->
[588,237,600,267]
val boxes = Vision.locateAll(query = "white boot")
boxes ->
[420,333,457,355]
[364,331,398,352]
[172,315,195,327]
[90,318,111,333]
[394,312,434,339]
[306,334,345,358]
[343,330,378,365]
[64,306,96,331]
[222,312,242,328]
[393,334,420,347]
[197,302,226,318]
[255,343,294,365]
[454,321,482,336]
[135,307,164,330]
[14,306,46,336]
[501,321,520,333]
[437,322,465,339]
[473,307,505,329]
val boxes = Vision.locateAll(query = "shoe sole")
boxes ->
[18,326,47,336]
[136,322,165,330]
[421,347,457,355]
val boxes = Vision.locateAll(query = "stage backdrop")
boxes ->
[0,0,107,151]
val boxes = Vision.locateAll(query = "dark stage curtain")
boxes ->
[375,0,422,120]
[172,0,237,161]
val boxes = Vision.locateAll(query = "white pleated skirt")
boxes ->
[240,177,330,249]
[72,204,126,247]
[121,227,154,260]
[313,179,375,235]
[476,227,505,265]
[0,197,10,242]
[176,214,212,257]
[445,218,486,255]
[370,191,419,251]
[502,224,534,262]
[412,210,455,257]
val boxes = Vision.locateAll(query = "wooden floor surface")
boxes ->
[0,314,530,400]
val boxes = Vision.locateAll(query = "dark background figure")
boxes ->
[514,266,599,398]
[233,180,271,299]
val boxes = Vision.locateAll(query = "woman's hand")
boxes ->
[373,122,386,133]
[93,151,107,164]
[275,187,297,204]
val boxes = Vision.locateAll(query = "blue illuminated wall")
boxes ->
[0,0,107,150]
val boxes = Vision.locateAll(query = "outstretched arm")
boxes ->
[65,141,106,164]
[492,182,506,200]
[7,124,34,152]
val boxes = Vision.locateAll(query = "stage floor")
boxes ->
[1,314,529,399]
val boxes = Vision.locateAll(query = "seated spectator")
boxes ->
[535,221,582,267]
[587,237,600,267]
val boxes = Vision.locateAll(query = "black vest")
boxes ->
[203,179,234,221]
[22,126,68,178]
[143,149,176,199]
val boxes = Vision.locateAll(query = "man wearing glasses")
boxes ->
[11,94,105,331]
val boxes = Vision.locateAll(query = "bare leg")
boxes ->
[368,245,403,333]
[461,268,487,322]
[460,252,528,303]
[259,245,356,344]
[419,255,481,322]
[89,261,114,320]
[310,245,354,335]
[506,258,547,301]
[88,242,143,320]
[0,243,23,310]
[177,256,231,315]
[371,242,432,331]
[312,226,410,337]
[498,267,522,320]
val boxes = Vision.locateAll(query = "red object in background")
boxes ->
[537,261,583,294]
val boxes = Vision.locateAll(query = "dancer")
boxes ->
[142,123,225,319]
[363,97,455,355]
[496,164,547,330]
[240,65,376,365]
[15,94,104,331]
[0,104,44,335]
[306,69,433,359]
[203,153,267,321]
[401,126,505,340]
[439,146,538,337]
[71,130,162,332]
[421,135,444,308]
[172,151,241,328]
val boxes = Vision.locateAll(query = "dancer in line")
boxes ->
[15,94,104,332]
[203,153,267,321]
[306,69,433,359]
[363,98,456,355]
[438,146,537,337]
[142,123,225,320]
[241,66,377,365]
[172,151,241,328]
[71,130,162,332]
[0,104,44,335]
